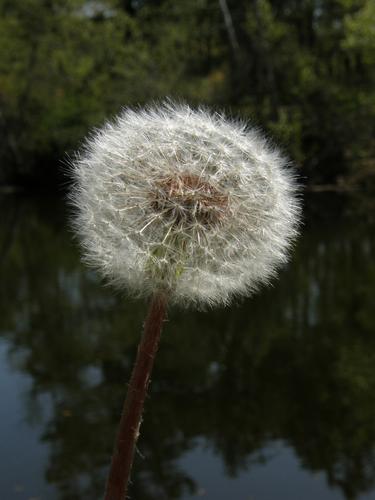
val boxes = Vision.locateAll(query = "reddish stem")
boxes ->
[104,292,168,500]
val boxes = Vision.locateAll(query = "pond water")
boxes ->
[0,193,374,500]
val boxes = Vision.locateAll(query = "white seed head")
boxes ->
[70,102,301,308]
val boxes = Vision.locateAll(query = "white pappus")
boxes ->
[71,102,301,308]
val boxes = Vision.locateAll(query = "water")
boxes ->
[0,193,374,500]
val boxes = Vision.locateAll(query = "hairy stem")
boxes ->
[104,292,168,500]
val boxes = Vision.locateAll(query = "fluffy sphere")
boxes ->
[71,102,300,308]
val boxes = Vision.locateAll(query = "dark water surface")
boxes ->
[0,194,374,500]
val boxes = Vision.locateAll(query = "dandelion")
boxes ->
[70,101,300,499]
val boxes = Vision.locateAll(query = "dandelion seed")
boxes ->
[72,101,300,309]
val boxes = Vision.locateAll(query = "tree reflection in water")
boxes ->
[0,194,374,500]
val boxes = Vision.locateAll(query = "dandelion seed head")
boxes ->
[71,102,301,308]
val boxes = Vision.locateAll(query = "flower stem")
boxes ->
[104,292,168,500]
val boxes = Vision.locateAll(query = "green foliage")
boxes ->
[0,0,374,185]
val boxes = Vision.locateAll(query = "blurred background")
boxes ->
[0,0,374,189]
[0,1,375,499]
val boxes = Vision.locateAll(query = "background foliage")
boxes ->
[0,0,374,187]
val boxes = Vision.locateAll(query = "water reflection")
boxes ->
[0,194,374,500]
